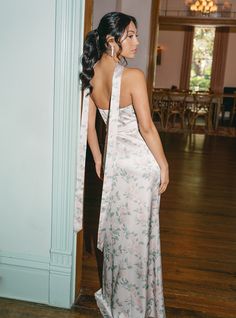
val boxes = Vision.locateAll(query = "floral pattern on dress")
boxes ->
[94,64,166,317]
[74,88,90,232]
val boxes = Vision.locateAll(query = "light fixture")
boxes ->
[189,0,218,15]
[156,46,162,65]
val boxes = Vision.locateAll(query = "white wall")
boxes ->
[0,0,54,305]
[120,0,152,74]
[160,0,186,12]
[92,0,152,75]
[93,0,117,28]
[0,0,85,308]
[155,29,185,88]
[155,26,236,89]
[0,0,54,259]
[224,28,236,87]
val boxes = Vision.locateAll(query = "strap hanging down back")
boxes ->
[74,88,89,233]
[97,63,124,251]
[73,63,124,247]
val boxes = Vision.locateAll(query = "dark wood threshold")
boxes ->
[159,16,236,26]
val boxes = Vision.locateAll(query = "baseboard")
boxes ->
[0,251,50,304]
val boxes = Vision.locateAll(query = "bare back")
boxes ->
[90,62,133,110]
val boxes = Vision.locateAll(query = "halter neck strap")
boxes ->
[74,88,89,233]
[97,63,124,250]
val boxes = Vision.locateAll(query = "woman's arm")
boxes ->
[87,96,103,179]
[127,68,169,194]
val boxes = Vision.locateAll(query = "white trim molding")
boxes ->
[0,251,50,304]
[50,0,84,308]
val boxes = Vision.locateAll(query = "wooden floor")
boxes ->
[79,132,236,317]
[0,297,101,318]
[1,132,236,317]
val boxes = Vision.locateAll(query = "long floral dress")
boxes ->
[74,63,166,318]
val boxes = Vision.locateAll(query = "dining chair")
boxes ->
[229,97,236,126]
[189,93,214,131]
[221,87,236,125]
[164,92,187,129]
[152,90,168,129]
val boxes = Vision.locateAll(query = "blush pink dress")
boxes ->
[74,63,166,318]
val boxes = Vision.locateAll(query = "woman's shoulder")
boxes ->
[123,66,145,78]
[122,67,146,87]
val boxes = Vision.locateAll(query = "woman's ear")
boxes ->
[106,35,115,48]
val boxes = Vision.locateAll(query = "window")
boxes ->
[190,27,215,91]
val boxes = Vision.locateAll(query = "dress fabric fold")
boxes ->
[74,87,89,233]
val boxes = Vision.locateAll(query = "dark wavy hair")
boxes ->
[79,12,137,94]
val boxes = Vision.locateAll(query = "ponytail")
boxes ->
[79,29,101,94]
[79,12,137,95]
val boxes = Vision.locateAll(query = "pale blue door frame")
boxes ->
[50,0,85,308]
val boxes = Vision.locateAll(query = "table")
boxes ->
[152,90,236,130]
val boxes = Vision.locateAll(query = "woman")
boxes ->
[75,12,169,318]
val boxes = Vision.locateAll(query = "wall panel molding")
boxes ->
[0,251,49,303]
[0,251,49,270]
[50,0,84,308]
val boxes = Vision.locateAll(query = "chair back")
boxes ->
[152,90,169,110]
[193,93,214,112]
[223,87,236,111]
[167,92,187,112]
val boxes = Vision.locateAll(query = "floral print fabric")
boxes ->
[74,88,90,232]
[94,64,166,317]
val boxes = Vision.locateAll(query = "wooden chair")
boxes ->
[152,90,168,129]
[165,92,187,129]
[189,93,214,131]
[221,87,236,125]
[229,97,236,126]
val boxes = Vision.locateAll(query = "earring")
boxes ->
[111,46,114,57]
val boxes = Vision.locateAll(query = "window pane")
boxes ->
[190,27,215,91]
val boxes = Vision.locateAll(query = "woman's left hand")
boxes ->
[159,166,169,194]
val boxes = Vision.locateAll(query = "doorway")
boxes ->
[74,0,160,309]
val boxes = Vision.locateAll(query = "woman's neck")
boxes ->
[99,53,119,67]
